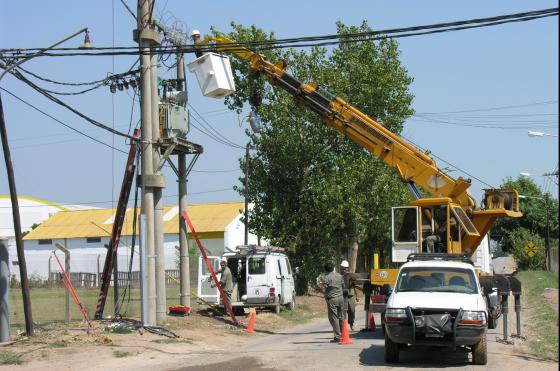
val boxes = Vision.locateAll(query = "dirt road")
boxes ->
[164,309,557,371]
[1,294,556,370]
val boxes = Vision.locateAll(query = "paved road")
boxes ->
[171,304,558,371]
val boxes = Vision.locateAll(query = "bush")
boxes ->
[509,228,545,270]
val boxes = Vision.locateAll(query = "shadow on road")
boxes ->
[359,345,470,368]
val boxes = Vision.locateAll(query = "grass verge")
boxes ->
[0,351,23,365]
[113,351,130,358]
[516,270,558,361]
[279,302,324,324]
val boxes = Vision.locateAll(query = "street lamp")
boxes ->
[244,110,262,245]
[0,27,94,337]
[520,171,559,185]
[519,194,551,271]
[528,131,558,138]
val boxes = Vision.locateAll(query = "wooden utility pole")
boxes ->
[0,94,33,335]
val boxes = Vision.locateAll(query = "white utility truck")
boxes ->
[198,245,296,313]
[384,253,488,365]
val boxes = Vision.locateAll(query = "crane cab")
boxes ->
[391,198,480,263]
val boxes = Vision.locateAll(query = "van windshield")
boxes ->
[396,267,478,294]
[248,257,265,275]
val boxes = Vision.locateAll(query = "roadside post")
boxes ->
[55,242,71,323]
[495,275,513,345]
[507,276,525,340]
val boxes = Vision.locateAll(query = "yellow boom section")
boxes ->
[199,35,477,212]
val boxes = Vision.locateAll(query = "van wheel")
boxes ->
[274,303,281,314]
[384,332,399,363]
[472,334,488,365]
[287,294,296,310]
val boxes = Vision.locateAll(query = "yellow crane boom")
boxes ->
[197,35,521,255]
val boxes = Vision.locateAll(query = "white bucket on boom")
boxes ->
[188,52,236,98]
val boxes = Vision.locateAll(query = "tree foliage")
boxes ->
[509,228,546,270]
[216,22,415,286]
[492,176,558,254]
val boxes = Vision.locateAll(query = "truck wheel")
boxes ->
[384,331,399,363]
[472,334,488,365]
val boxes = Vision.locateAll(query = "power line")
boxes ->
[2,8,557,58]
[0,87,129,153]
[188,103,245,148]
[400,133,495,189]
[3,67,137,140]
[0,188,239,209]
[418,100,558,114]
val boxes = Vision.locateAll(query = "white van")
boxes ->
[197,245,296,313]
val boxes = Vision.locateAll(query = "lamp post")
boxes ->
[520,171,559,185]
[0,28,94,336]
[244,110,263,245]
[519,194,551,271]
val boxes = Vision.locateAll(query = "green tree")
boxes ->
[218,22,414,287]
[492,176,558,254]
[509,228,546,270]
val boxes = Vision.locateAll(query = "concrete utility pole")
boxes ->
[135,0,161,326]
[177,53,191,307]
[152,47,167,323]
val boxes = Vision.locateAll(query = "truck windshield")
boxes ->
[396,267,478,294]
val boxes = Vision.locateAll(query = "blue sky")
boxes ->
[0,1,558,215]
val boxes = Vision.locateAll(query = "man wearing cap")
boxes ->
[340,260,360,331]
[318,261,345,343]
[212,257,233,305]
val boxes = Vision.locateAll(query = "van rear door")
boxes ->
[197,256,220,303]
[246,254,268,304]
[280,257,294,304]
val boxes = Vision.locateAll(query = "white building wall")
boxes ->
[12,234,227,281]
[223,212,266,251]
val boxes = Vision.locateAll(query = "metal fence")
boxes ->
[47,269,181,288]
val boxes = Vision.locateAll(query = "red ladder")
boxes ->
[94,130,139,319]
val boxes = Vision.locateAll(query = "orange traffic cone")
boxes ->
[246,312,256,333]
[369,312,376,331]
[339,319,353,345]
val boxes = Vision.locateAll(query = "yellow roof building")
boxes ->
[23,202,245,241]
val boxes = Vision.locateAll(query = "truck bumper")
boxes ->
[385,308,486,347]
[386,324,485,346]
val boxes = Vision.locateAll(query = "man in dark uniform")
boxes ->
[318,261,345,342]
[340,260,360,331]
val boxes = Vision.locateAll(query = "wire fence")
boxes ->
[8,270,199,331]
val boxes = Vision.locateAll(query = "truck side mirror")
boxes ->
[381,284,392,296]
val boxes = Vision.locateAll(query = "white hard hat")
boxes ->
[190,29,201,37]
[220,257,228,263]
[340,260,349,268]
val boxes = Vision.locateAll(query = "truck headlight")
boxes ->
[459,310,487,326]
[385,308,407,323]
